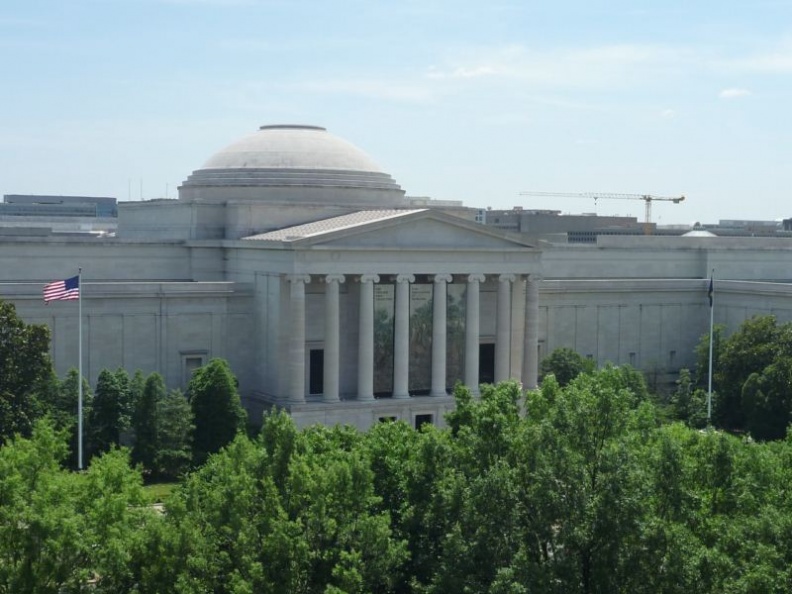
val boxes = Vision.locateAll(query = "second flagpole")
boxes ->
[707,269,714,427]
[78,267,83,470]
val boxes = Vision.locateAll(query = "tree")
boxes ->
[0,419,152,593]
[113,367,134,444]
[132,372,165,473]
[128,369,146,421]
[132,374,193,480]
[671,368,710,429]
[532,370,648,593]
[140,413,406,593]
[88,369,125,457]
[0,300,54,443]
[154,389,193,480]
[540,347,596,387]
[741,358,792,441]
[695,315,792,437]
[0,419,83,592]
[714,316,792,431]
[188,358,247,465]
[6,378,792,592]
[52,368,93,469]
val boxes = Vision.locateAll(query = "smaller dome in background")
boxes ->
[683,229,717,237]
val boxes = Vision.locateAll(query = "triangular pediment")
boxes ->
[243,209,537,251]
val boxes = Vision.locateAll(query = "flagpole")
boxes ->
[707,269,714,426]
[78,267,83,470]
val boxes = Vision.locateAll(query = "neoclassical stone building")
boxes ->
[3,124,792,428]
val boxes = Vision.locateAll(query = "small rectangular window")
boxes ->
[182,353,207,387]
[379,416,397,423]
[629,352,637,366]
[415,414,434,429]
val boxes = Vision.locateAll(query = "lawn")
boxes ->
[143,481,179,504]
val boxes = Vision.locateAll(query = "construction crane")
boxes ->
[518,191,686,234]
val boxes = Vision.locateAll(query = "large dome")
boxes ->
[202,125,383,171]
[179,125,406,206]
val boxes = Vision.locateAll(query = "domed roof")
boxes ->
[179,125,405,205]
[201,125,385,172]
[683,229,717,237]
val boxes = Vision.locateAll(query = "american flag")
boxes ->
[44,275,80,303]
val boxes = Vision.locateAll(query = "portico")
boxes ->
[292,271,540,401]
[240,208,541,427]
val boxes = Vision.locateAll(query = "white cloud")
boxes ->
[660,108,677,118]
[423,43,691,89]
[719,88,752,99]
[288,78,436,103]
[717,38,792,73]
[729,52,792,73]
[426,64,504,80]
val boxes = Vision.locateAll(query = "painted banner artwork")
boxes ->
[446,283,467,388]
[371,280,467,396]
[409,283,433,394]
[373,283,395,395]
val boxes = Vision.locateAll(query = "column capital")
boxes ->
[396,273,416,284]
[433,273,453,284]
[324,273,346,284]
[467,273,486,284]
[286,274,311,284]
[359,273,380,284]
[498,273,517,283]
[528,273,544,283]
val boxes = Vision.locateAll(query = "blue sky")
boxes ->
[1,0,791,225]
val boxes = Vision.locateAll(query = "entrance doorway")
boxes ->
[309,349,324,395]
[479,343,495,385]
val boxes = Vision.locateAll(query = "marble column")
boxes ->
[431,273,452,396]
[510,275,527,381]
[495,274,515,383]
[393,273,415,399]
[522,274,541,390]
[287,274,310,404]
[323,274,345,402]
[357,274,380,401]
[465,274,485,395]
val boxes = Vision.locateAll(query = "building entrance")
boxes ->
[309,349,324,395]
[479,343,495,385]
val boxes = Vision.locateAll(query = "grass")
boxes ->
[143,481,179,504]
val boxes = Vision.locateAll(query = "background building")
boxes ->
[0,194,118,235]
